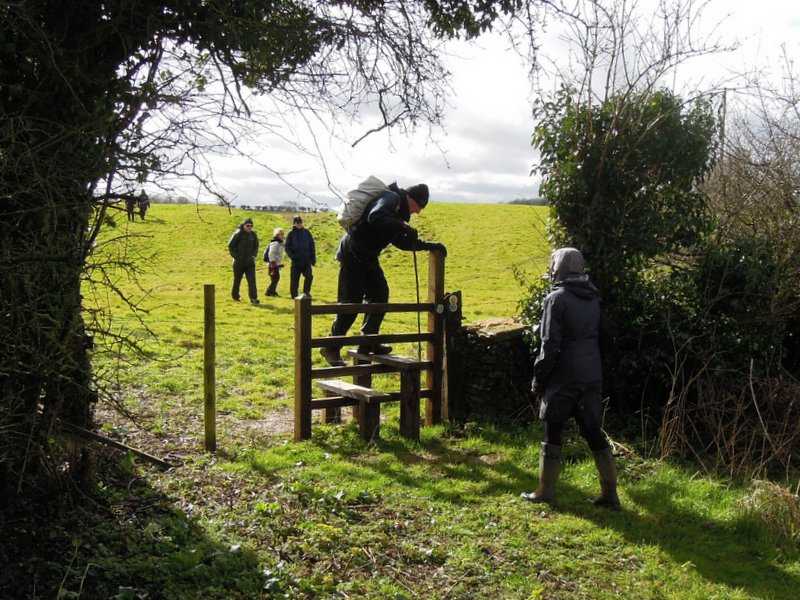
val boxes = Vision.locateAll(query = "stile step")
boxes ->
[315,379,391,403]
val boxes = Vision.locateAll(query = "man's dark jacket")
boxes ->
[228,222,259,264]
[533,279,603,391]
[336,189,425,263]
[285,227,316,266]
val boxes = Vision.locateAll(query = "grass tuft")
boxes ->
[739,479,800,547]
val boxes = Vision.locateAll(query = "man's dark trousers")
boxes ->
[330,256,388,337]
[232,261,257,301]
[290,263,313,298]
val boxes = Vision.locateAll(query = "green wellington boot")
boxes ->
[521,442,561,503]
[592,447,621,510]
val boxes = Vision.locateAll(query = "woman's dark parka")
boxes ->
[532,248,603,419]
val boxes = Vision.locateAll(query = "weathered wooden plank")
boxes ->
[345,349,433,371]
[310,396,358,410]
[312,332,434,348]
[311,363,397,379]
[315,379,391,402]
[309,302,436,315]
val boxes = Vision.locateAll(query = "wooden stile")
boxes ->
[292,254,449,442]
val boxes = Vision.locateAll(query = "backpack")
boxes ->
[336,175,389,231]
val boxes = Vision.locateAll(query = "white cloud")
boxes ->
[183,0,800,207]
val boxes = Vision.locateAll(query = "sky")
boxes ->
[189,0,800,208]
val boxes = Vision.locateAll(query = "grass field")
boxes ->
[35,203,800,599]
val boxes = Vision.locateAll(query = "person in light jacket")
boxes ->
[521,247,620,510]
[264,228,285,297]
[284,215,316,299]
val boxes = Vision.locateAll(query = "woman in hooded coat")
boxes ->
[521,247,620,510]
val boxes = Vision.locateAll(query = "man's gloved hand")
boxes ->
[421,241,447,257]
[530,379,543,399]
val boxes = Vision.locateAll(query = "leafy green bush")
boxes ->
[525,87,717,413]
[532,87,716,304]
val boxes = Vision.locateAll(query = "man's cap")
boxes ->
[407,183,429,208]
[243,217,253,225]
[292,215,303,223]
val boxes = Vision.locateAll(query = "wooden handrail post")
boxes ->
[203,284,216,452]
[294,294,313,440]
[442,290,463,422]
[426,251,445,425]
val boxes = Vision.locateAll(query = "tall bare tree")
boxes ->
[0,0,560,501]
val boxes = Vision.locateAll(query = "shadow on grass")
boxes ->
[555,474,799,600]
[313,422,537,504]
[311,423,798,599]
[0,457,265,600]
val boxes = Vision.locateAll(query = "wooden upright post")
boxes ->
[352,356,372,424]
[294,294,313,440]
[399,369,421,440]
[442,291,463,422]
[426,251,445,425]
[203,284,216,452]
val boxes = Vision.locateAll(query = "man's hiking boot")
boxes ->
[320,347,345,367]
[250,298,261,305]
[521,443,561,504]
[592,447,621,510]
[357,344,392,355]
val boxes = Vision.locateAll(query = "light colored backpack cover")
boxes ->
[336,175,389,231]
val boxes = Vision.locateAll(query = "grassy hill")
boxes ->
[35,203,799,599]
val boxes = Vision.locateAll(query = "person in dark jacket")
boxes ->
[125,195,136,221]
[227,217,260,305]
[285,215,316,298]
[320,182,446,366]
[521,247,620,510]
[137,190,150,221]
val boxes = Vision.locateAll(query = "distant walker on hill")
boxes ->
[320,181,446,367]
[228,217,260,305]
[125,195,136,221]
[264,227,285,297]
[137,190,150,221]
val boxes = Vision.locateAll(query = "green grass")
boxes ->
[40,203,800,599]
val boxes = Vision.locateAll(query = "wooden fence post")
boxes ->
[426,251,445,425]
[294,294,312,440]
[203,284,216,452]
